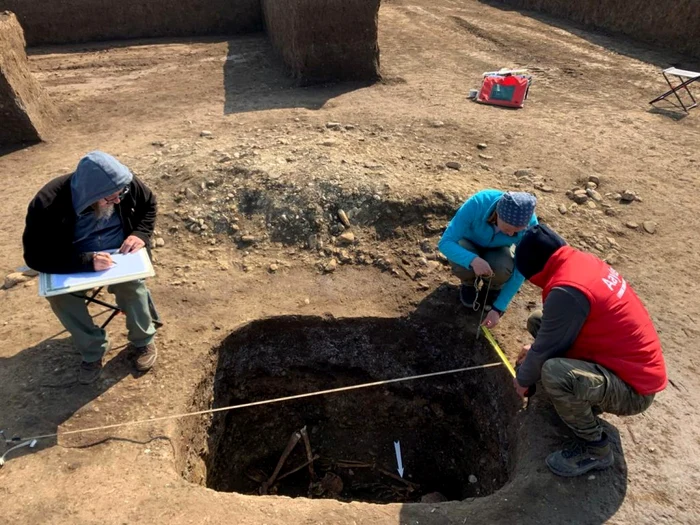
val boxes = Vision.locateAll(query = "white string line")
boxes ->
[21,362,504,442]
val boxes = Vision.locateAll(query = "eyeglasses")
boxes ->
[104,186,130,203]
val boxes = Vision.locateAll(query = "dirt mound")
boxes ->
[0,12,53,146]
[262,0,381,85]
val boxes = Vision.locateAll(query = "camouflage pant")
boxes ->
[527,311,655,442]
[450,239,515,290]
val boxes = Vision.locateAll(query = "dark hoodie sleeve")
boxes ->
[516,286,591,387]
[127,177,157,243]
[23,195,94,274]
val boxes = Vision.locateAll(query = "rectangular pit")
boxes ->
[182,313,519,504]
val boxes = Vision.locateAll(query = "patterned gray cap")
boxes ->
[496,191,537,227]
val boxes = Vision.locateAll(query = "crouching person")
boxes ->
[438,189,538,328]
[512,224,667,476]
[23,151,160,384]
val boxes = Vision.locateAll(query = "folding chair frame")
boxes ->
[649,69,699,113]
[73,287,122,329]
[71,286,163,330]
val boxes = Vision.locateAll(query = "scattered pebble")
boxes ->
[429,120,445,128]
[477,143,488,150]
[535,183,554,193]
[643,221,657,234]
[588,175,601,186]
[572,190,588,204]
[625,222,639,229]
[3,272,31,289]
[620,190,638,203]
[468,474,478,484]
[269,263,279,273]
[478,153,493,160]
[586,188,604,202]
[200,130,213,138]
[338,209,351,228]
[338,231,355,245]
[324,259,338,273]
[326,122,342,130]
[558,204,568,214]
[155,237,165,248]
[588,475,596,481]
[445,161,462,170]
[514,169,533,178]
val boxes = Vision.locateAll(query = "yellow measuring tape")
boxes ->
[480,326,516,378]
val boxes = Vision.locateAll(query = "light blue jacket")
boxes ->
[438,189,538,312]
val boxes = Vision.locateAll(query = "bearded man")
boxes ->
[23,151,159,384]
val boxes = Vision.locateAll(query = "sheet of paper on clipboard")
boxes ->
[38,249,155,297]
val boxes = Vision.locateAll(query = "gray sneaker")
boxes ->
[79,360,103,384]
[546,434,614,477]
[133,343,157,372]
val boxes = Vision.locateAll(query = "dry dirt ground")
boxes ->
[2,0,700,523]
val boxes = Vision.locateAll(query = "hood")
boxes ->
[70,151,133,214]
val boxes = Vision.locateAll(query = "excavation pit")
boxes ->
[183,314,520,504]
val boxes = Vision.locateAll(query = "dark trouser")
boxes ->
[527,311,655,442]
[450,239,514,290]
[47,279,156,363]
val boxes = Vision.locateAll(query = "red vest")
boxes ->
[531,246,667,395]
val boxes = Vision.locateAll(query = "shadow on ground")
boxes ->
[223,36,375,115]
[0,310,142,463]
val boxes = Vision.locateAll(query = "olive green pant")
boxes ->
[450,239,515,290]
[528,311,655,442]
[47,279,156,364]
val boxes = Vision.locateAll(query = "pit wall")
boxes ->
[495,0,700,59]
[0,0,263,46]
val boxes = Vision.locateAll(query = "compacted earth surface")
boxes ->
[1,0,699,523]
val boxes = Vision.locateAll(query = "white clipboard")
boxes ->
[38,249,155,297]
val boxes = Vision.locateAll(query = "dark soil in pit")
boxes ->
[183,311,520,504]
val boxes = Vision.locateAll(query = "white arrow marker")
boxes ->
[394,440,404,478]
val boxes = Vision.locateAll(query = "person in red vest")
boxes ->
[512,224,667,477]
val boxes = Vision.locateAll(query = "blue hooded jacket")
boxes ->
[71,151,133,253]
[438,189,538,312]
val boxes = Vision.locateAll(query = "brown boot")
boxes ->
[133,343,157,372]
[79,359,103,384]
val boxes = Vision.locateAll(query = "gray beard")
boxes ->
[94,204,115,221]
